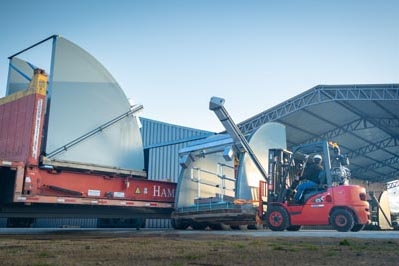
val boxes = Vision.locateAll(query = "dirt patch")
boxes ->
[0,232,397,265]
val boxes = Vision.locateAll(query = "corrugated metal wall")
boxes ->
[0,218,7,227]
[140,118,214,228]
[0,218,98,228]
[140,118,214,148]
[33,218,98,228]
[140,117,214,184]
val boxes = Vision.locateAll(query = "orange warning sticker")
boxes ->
[135,187,141,194]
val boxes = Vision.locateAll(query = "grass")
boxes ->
[0,233,397,265]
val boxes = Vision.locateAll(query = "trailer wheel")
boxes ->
[191,222,207,230]
[330,209,355,232]
[211,223,231,230]
[248,223,264,230]
[351,224,365,232]
[171,218,189,230]
[264,206,289,231]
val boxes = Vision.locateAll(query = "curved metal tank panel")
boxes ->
[175,134,236,208]
[6,57,35,95]
[235,122,286,200]
[45,37,144,170]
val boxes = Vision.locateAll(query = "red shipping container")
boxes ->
[0,90,44,164]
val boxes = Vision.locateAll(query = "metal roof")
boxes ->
[238,84,399,183]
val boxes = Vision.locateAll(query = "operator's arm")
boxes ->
[297,163,313,181]
[291,169,306,189]
[318,167,327,188]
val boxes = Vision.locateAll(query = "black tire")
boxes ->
[209,223,223,230]
[330,209,355,232]
[286,225,301,231]
[191,222,207,230]
[171,218,189,230]
[230,224,251,230]
[248,223,264,230]
[351,224,365,232]
[264,206,289,231]
[220,223,231,230]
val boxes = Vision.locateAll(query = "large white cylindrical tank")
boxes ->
[235,122,286,200]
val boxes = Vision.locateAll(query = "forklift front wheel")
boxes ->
[264,206,289,231]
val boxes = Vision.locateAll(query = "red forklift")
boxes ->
[210,96,370,232]
[263,141,370,232]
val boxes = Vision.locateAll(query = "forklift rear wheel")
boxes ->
[330,208,355,232]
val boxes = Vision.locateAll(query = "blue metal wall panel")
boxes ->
[141,117,214,183]
[140,118,214,148]
[0,218,7,227]
[33,218,98,228]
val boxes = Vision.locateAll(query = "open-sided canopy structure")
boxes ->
[238,84,399,183]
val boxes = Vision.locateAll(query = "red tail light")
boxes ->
[325,195,332,202]
[359,193,366,201]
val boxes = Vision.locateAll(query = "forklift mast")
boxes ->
[268,149,292,202]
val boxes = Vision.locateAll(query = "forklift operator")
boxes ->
[293,154,324,203]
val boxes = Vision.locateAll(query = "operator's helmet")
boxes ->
[313,154,322,163]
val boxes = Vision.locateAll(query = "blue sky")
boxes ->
[0,0,398,132]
